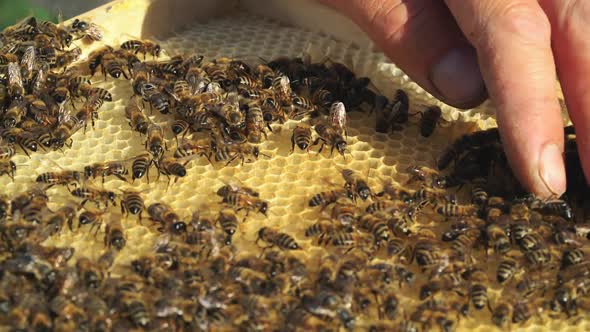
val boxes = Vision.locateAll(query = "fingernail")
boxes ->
[538,143,566,197]
[430,46,486,106]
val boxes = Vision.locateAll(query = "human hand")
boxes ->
[319,0,587,198]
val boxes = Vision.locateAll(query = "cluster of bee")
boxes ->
[299,127,590,330]
[113,49,387,170]
[0,16,107,180]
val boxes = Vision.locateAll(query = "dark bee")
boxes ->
[256,227,300,250]
[291,123,312,152]
[375,89,409,133]
[419,105,443,137]
[69,18,103,41]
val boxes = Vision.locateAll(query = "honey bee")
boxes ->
[552,277,590,313]
[78,208,105,234]
[68,18,103,41]
[532,198,574,221]
[217,182,259,198]
[132,153,152,182]
[148,202,187,234]
[304,219,335,238]
[7,62,24,102]
[0,143,16,160]
[256,227,300,250]
[145,123,166,159]
[0,159,16,180]
[217,207,239,241]
[170,119,191,143]
[290,96,315,119]
[155,156,188,182]
[120,190,145,220]
[470,177,489,205]
[486,222,511,254]
[341,168,372,200]
[418,105,444,137]
[174,138,212,159]
[365,199,406,214]
[0,53,18,64]
[0,195,8,222]
[221,191,268,216]
[104,218,126,250]
[84,160,129,183]
[318,230,375,249]
[20,45,35,81]
[245,102,267,143]
[125,97,150,135]
[214,142,267,165]
[53,47,82,69]
[99,50,129,79]
[437,127,500,170]
[140,82,169,114]
[329,101,347,134]
[331,199,358,227]
[121,39,162,59]
[375,89,410,133]
[419,271,465,300]
[87,45,113,76]
[436,203,478,217]
[358,213,391,244]
[51,113,83,149]
[46,203,78,233]
[121,295,151,328]
[70,185,117,208]
[36,168,82,189]
[291,123,312,152]
[308,188,353,209]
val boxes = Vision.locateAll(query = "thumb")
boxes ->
[319,0,487,108]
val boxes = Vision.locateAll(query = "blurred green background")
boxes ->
[0,0,108,29]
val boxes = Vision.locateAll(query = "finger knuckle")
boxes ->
[492,3,551,45]
[367,0,430,45]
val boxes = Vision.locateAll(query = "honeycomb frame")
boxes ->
[0,1,580,331]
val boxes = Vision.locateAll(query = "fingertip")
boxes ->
[536,142,566,198]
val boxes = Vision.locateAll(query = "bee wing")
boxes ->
[7,62,23,88]
[20,46,35,78]
[84,23,103,41]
